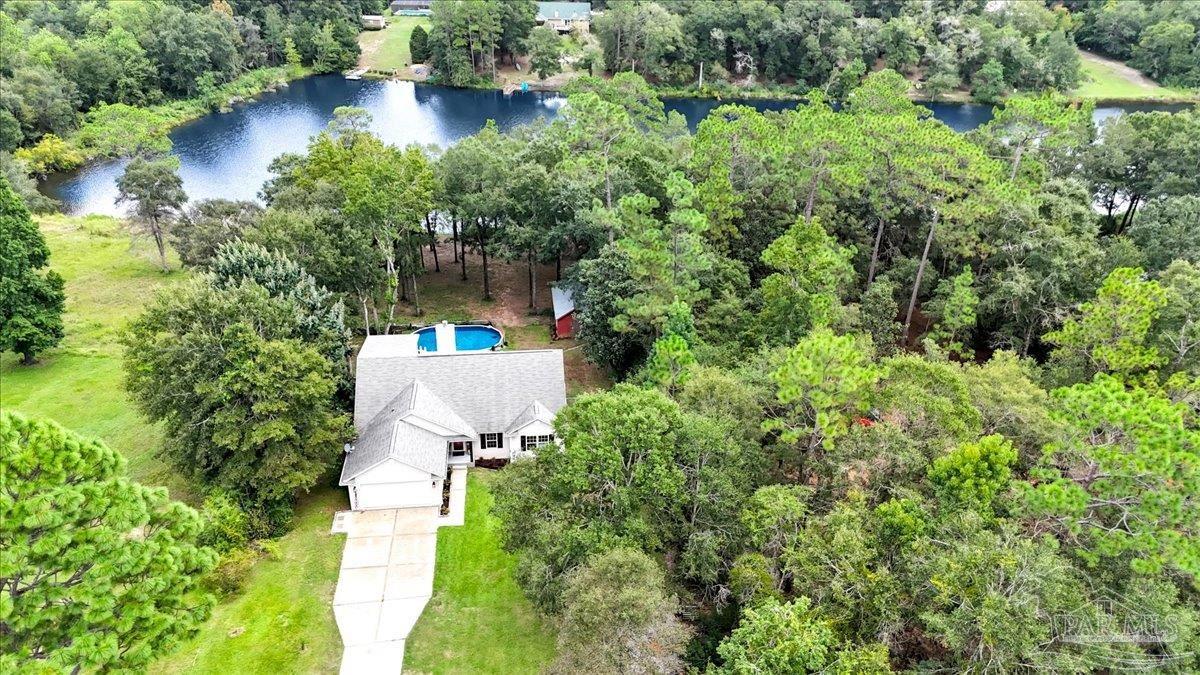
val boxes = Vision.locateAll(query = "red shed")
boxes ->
[551,285,575,339]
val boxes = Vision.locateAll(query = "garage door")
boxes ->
[354,481,438,510]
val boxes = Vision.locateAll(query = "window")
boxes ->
[448,440,473,458]
[480,433,503,449]
[520,434,555,451]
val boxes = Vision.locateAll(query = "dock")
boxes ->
[345,68,367,80]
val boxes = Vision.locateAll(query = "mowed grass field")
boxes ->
[0,215,346,672]
[405,470,558,673]
[0,214,195,499]
[1073,49,1192,101]
[154,487,347,675]
[358,15,430,72]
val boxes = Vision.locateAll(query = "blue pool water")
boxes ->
[415,325,503,352]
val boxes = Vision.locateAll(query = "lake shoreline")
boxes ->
[376,71,1199,107]
[43,76,1192,216]
[61,65,314,166]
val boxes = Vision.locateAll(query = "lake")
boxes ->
[43,74,1190,216]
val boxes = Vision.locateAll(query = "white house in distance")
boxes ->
[340,323,566,511]
[536,1,591,33]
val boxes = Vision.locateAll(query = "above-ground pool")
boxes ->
[415,325,503,352]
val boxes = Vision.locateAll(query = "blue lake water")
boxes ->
[42,74,1190,215]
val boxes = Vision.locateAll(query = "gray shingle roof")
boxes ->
[354,341,568,436]
[506,400,555,433]
[339,417,448,484]
[382,379,477,438]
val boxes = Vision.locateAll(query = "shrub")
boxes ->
[207,547,259,596]
[199,488,251,554]
[14,134,83,176]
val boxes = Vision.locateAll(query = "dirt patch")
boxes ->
[400,240,611,396]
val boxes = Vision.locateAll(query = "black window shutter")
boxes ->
[479,433,485,447]
[498,433,503,448]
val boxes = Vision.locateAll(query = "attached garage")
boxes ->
[340,387,464,511]
[348,460,443,510]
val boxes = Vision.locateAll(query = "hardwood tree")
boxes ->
[122,269,350,511]
[551,548,691,674]
[115,154,187,271]
[525,26,563,80]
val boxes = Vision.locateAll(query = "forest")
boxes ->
[9,67,1199,672]
[1071,0,1200,87]
[0,0,382,194]
[424,0,1084,101]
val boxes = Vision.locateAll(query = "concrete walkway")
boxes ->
[333,467,467,674]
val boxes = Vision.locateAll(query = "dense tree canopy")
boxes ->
[1074,0,1200,87]
[1,411,217,673]
[122,247,350,511]
[0,177,64,364]
[587,0,1081,98]
[476,72,1200,673]
[0,0,368,153]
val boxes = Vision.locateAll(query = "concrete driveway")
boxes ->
[332,467,466,674]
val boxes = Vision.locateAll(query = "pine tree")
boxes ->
[409,24,430,64]
[0,178,65,364]
[0,411,217,672]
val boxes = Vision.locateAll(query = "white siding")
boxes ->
[356,459,433,484]
[507,419,556,459]
[348,459,443,510]
[352,480,442,510]
[475,432,511,461]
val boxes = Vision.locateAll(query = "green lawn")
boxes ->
[153,487,347,675]
[406,470,558,674]
[358,16,430,72]
[3,215,562,674]
[0,214,195,500]
[1072,49,1191,101]
[0,215,346,672]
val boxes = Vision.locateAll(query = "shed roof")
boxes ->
[551,285,575,320]
[537,1,591,21]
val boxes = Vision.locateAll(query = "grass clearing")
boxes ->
[358,16,430,72]
[0,214,194,500]
[154,486,347,675]
[0,215,346,673]
[406,470,558,673]
[1073,49,1193,101]
[2,216,592,674]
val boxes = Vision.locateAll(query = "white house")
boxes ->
[340,329,566,510]
[536,1,591,33]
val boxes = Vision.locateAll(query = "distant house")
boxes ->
[341,325,566,511]
[360,15,386,30]
[389,0,433,15]
[536,1,591,32]
[551,285,575,339]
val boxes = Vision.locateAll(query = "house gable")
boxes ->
[353,458,436,485]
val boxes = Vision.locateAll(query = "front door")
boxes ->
[448,440,473,463]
